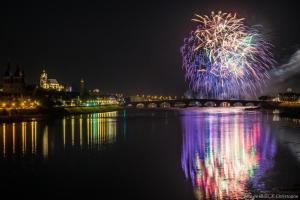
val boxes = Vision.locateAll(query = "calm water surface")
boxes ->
[0,108,299,199]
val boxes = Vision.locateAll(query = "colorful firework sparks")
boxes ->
[181,11,275,99]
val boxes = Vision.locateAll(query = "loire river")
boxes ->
[0,108,299,199]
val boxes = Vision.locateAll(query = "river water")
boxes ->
[0,108,299,199]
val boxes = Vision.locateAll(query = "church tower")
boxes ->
[80,78,85,97]
[12,65,25,93]
[3,63,12,93]
[40,70,48,89]
[3,63,26,94]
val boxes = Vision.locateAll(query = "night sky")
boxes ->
[0,0,299,95]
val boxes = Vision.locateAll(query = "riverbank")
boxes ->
[275,103,300,118]
[2,103,300,123]
[64,105,122,114]
[0,105,121,122]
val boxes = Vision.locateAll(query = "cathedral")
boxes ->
[40,70,64,91]
[2,63,26,94]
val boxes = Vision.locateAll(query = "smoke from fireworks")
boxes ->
[181,11,275,99]
[267,49,300,93]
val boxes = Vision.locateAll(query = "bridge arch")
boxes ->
[136,103,145,108]
[233,102,243,107]
[174,102,186,108]
[126,103,133,107]
[204,101,217,107]
[188,101,201,107]
[257,103,261,107]
[148,103,157,108]
[245,102,255,107]
[160,102,171,108]
[219,102,231,107]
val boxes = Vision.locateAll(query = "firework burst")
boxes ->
[181,11,275,99]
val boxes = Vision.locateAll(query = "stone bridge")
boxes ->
[123,99,263,108]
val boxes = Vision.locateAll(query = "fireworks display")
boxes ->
[181,11,275,99]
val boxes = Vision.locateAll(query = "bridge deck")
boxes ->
[124,99,263,108]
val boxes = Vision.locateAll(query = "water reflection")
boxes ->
[0,111,118,159]
[181,109,277,199]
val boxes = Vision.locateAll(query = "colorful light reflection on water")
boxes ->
[0,112,118,159]
[181,108,277,199]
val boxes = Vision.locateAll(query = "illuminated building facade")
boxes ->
[40,70,64,91]
[0,98,39,110]
[63,97,119,107]
[279,91,300,102]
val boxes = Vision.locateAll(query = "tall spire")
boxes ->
[80,78,85,97]
[21,69,25,77]
[40,68,48,88]
[4,62,11,77]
